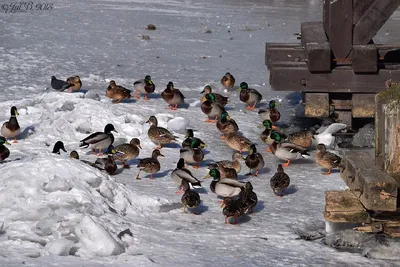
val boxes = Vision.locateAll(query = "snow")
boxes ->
[0,0,399,266]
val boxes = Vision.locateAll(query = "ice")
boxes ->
[352,123,375,147]
[167,117,189,134]
[42,175,72,192]
[84,90,101,101]
[45,239,75,256]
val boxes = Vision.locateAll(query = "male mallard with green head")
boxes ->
[146,115,176,149]
[182,129,206,148]
[136,149,164,180]
[208,164,238,180]
[113,138,142,168]
[269,132,310,167]
[200,85,228,106]
[180,138,204,169]
[0,136,10,161]
[205,169,245,198]
[52,141,67,154]
[106,80,132,103]
[1,106,20,143]
[243,144,264,176]
[216,111,239,139]
[258,100,281,125]
[221,72,235,90]
[238,82,262,110]
[201,93,226,123]
[270,164,290,196]
[161,81,185,110]
[133,75,155,100]
[315,143,343,175]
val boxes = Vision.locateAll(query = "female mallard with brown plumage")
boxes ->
[315,143,343,175]
[182,129,206,148]
[66,75,82,92]
[180,138,204,169]
[221,72,235,90]
[210,151,243,173]
[216,111,239,139]
[181,181,201,214]
[269,132,310,167]
[146,116,176,149]
[200,85,228,106]
[113,138,142,168]
[136,149,164,180]
[270,164,290,196]
[258,100,281,125]
[223,132,253,153]
[161,81,185,110]
[106,80,132,103]
[287,130,314,149]
[201,93,226,123]
[133,75,155,100]
[243,144,264,176]
[222,197,244,224]
[238,182,258,213]
[208,164,238,180]
[238,82,262,110]
[1,106,20,143]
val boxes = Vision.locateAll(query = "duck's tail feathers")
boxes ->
[301,150,311,159]
[191,181,202,189]
[79,141,89,148]
[321,123,347,135]
[61,83,73,91]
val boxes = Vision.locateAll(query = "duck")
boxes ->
[313,123,347,149]
[179,138,204,169]
[106,80,132,103]
[52,141,67,154]
[1,106,20,143]
[238,82,262,110]
[133,75,155,100]
[238,182,258,213]
[287,130,314,149]
[136,149,164,180]
[79,123,117,155]
[182,129,206,148]
[161,81,185,110]
[171,158,202,193]
[269,131,310,167]
[200,85,228,106]
[51,76,72,91]
[69,150,104,171]
[146,115,177,149]
[113,138,142,168]
[210,151,243,173]
[222,197,244,224]
[221,72,235,90]
[259,120,288,152]
[223,132,253,153]
[201,93,226,123]
[181,181,201,214]
[315,143,343,175]
[258,100,281,124]
[243,144,264,176]
[66,75,82,92]
[0,136,10,161]
[205,169,245,198]
[208,164,238,180]
[216,111,239,139]
[95,154,118,175]
[270,164,290,196]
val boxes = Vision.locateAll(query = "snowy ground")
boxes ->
[1,0,400,266]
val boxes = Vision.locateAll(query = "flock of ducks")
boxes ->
[0,72,347,223]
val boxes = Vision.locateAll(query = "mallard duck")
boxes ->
[216,111,239,139]
[51,76,72,91]
[136,149,164,180]
[269,132,310,167]
[1,106,20,143]
[287,130,314,149]
[52,141,67,154]
[258,100,281,124]
[210,151,242,173]
[200,85,228,106]
[205,169,245,198]
[222,197,244,224]
[201,93,226,123]
[69,150,79,159]
[208,164,238,180]
[133,75,155,100]
[238,82,262,110]
[0,136,10,161]
[270,164,290,196]
[161,81,185,110]
[243,144,264,176]
[79,123,117,155]
[221,72,235,89]
[95,154,118,175]
[146,115,176,149]
[171,158,202,193]
[66,75,82,92]
[238,182,258,213]
[180,139,204,169]
[260,121,288,152]
[224,132,253,153]
[313,123,347,148]
[181,182,201,214]
[69,150,104,170]
[106,80,132,103]
[315,143,343,175]
[113,138,141,168]
[182,129,206,148]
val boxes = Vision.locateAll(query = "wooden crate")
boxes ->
[324,191,370,223]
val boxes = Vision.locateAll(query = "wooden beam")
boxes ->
[352,45,378,73]
[323,0,330,36]
[353,0,376,23]
[265,43,304,69]
[304,93,329,117]
[353,0,400,45]
[340,150,397,211]
[352,94,376,118]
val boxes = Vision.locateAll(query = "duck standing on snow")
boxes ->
[200,85,228,106]
[171,158,202,193]
[216,111,239,139]
[136,149,164,180]
[52,141,67,154]
[270,164,290,196]
[146,115,177,149]
[222,197,244,224]
[208,164,238,180]
[269,132,310,167]
[133,75,155,100]
[95,153,118,175]
[224,132,253,153]
[161,81,185,110]
[315,143,343,175]
[259,120,275,152]
[205,169,245,198]
[51,76,72,91]
[238,182,258,213]
[66,75,82,92]
[106,80,132,103]
[243,144,264,176]
[221,72,235,89]
[201,93,226,123]
[258,100,281,126]
[79,123,117,155]
[181,180,201,214]
[180,138,204,169]
[287,130,314,149]
[313,123,347,149]
[0,136,10,161]
[182,129,206,148]
[1,106,21,143]
[210,151,243,173]
[113,138,142,168]
[238,82,262,110]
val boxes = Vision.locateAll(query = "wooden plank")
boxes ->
[300,21,328,46]
[327,0,353,59]
[352,45,378,73]
[353,0,400,45]
[340,150,397,211]
[353,0,376,23]
[265,43,304,69]
[375,94,387,168]
[269,65,400,92]
[352,94,376,118]
[323,0,330,36]
[304,93,329,117]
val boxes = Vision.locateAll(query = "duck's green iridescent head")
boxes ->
[270,131,282,142]
[220,111,230,121]
[239,82,248,90]
[0,136,10,145]
[145,75,152,84]
[262,119,272,129]
[200,85,212,94]
[11,106,19,116]
[205,168,220,180]
[269,100,280,108]
[185,129,194,138]
[205,93,216,102]
[190,138,201,148]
